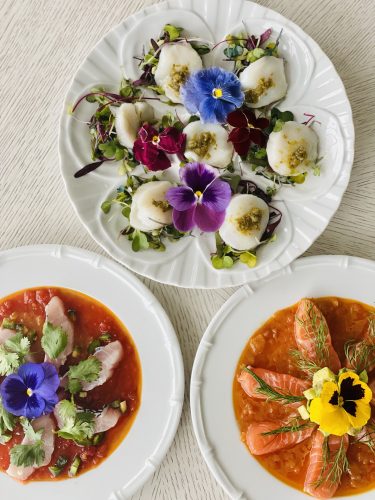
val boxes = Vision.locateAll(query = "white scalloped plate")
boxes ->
[59,0,354,288]
[0,245,184,500]
[190,255,375,500]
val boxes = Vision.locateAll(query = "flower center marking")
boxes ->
[152,135,160,144]
[195,190,203,198]
[212,88,223,99]
[26,388,33,397]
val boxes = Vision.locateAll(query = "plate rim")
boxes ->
[58,0,355,289]
[0,243,184,499]
[190,254,375,499]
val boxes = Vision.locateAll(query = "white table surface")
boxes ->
[1,0,375,498]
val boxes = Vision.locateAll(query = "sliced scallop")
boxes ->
[183,121,234,169]
[219,194,269,251]
[129,181,173,231]
[240,56,287,108]
[114,102,154,149]
[154,42,203,103]
[267,121,318,176]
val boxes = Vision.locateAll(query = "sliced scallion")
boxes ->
[49,456,68,477]
[69,456,81,477]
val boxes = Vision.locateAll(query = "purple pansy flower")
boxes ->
[166,162,232,232]
[0,362,59,419]
[181,67,244,124]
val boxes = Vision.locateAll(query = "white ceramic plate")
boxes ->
[59,0,354,288]
[0,245,184,500]
[190,255,375,500]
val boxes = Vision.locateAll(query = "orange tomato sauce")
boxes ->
[233,297,375,496]
[0,287,141,481]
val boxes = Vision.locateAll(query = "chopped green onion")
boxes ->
[99,333,112,343]
[69,456,81,477]
[87,339,101,354]
[72,346,82,358]
[110,400,121,409]
[49,456,68,477]
[120,401,127,414]
[93,433,105,446]
[78,391,87,398]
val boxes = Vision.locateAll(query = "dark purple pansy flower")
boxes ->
[227,107,269,156]
[133,123,186,171]
[181,67,244,124]
[166,162,232,232]
[0,362,59,419]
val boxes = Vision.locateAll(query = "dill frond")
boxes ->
[314,436,349,488]
[352,421,375,455]
[295,302,330,368]
[368,313,375,340]
[242,367,305,404]
[289,349,320,378]
[261,419,314,436]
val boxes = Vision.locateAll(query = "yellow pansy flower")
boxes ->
[310,372,372,436]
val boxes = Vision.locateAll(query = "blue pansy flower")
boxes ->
[0,362,59,419]
[181,67,244,124]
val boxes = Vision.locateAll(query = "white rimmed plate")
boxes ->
[0,245,184,500]
[190,255,375,499]
[59,0,354,288]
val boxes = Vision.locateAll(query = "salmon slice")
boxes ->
[295,299,341,373]
[370,380,375,406]
[246,420,314,455]
[81,340,124,391]
[94,406,121,433]
[0,327,16,345]
[238,367,310,402]
[345,317,375,373]
[304,430,349,498]
[7,415,55,481]
[44,296,74,368]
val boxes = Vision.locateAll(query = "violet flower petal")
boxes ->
[201,179,232,212]
[159,128,186,154]
[166,186,196,211]
[0,375,28,415]
[35,363,60,399]
[25,393,46,419]
[172,206,196,232]
[195,204,226,232]
[139,123,159,143]
[18,363,45,390]
[180,162,217,192]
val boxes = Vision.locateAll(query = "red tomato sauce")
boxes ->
[233,297,375,496]
[0,287,141,481]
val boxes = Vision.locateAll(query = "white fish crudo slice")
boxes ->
[183,121,234,169]
[44,296,74,368]
[0,327,16,344]
[130,180,173,232]
[7,415,55,481]
[154,41,203,103]
[240,56,287,108]
[219,194,269,251]
[267,121,319,176]
[81,340,124,391]
[113,102,154,149]
[53,402,121,434]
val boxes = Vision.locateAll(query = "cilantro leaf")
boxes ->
[41,322,68,359]
[0,346,19,376]
[10,442,45,467]
[0,399,15,443]
[67,357,101,395]
[5,333,30,358]
[56,400,95,444]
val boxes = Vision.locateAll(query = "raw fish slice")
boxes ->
[345,317,375,372]
[54,401,121,434]
[246,420,314,455]
[6,415,55,481]
[44,296,74,368]
[295,299,341,373]
[238,367,310,402]
[0,327,16,344]
[94,406,121,433]
[81,341,124,391]
[304,431,349,498]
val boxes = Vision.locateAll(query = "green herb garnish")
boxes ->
[41,322,68,360]
[67,357,101,395]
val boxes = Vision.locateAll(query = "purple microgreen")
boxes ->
[74,159,113,178]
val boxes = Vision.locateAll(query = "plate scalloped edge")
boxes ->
[190,255,375,500]
[59,0,354,289]
[0,244,184,500]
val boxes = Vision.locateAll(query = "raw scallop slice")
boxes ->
[0,328,16,344]
[246,420,314,455]
[304,430,349,498]
[294,299,341,373]
[6,415,55,481]
[44,296,74,368]
[94,406,121,433]
[81,341,124,391]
